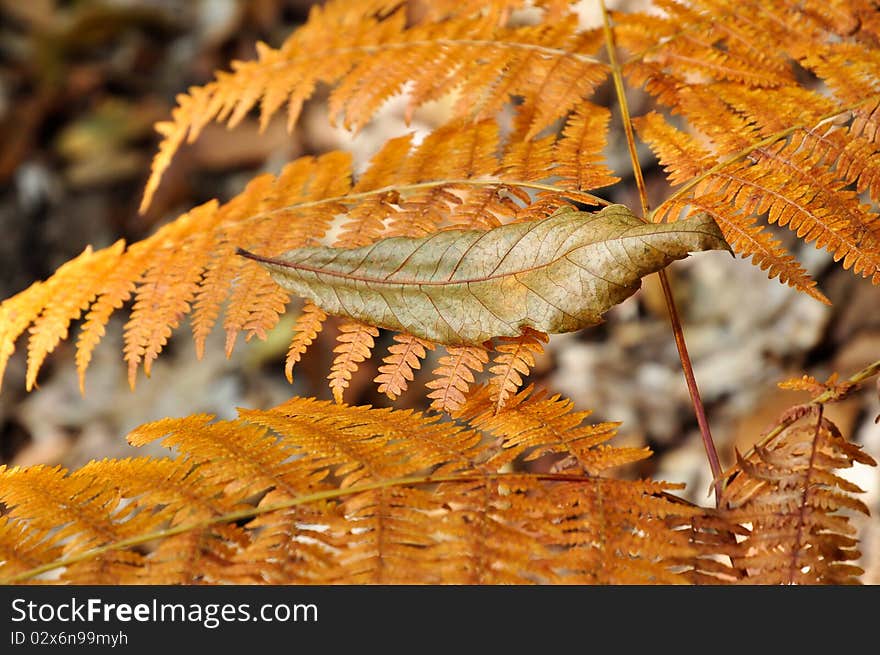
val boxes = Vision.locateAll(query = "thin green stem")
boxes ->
[600,0,723,504]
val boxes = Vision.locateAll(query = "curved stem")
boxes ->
[600,1,723,504]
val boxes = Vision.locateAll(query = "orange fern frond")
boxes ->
[24,241,125,391]
[0,282,51,393]
[719,142,879,282]
[0,395,736,584]
[128,413,306,498]
[0,514,64,580]
[501,102,619,211]
[664,197,829,303]
[139,0,609,211]
[222,153,352,356]
[551,103,619,192]
[0,464,153,581]
[439,186,509,231]
[2,111,615,392]
[285,301,328,383]
[388,120,503,232]
[720,406,877,584]
[0,449,251,583]
[635,111,826,299]
[457,384,649,474]
[411,0,577,26]
[74,243,155,393]
[239,397,483,486]
[335,199,393,250]
[632,110,710,186]
[123,201,221,387]
[500,132,556,184]
[375,334,435,400]
[220,248,290,359]
[619,1,880,296]
[330,474,707,584]
[188,175,277,359]
[425,345,490,413]
[488,327,548,413]
[328,322,380,404]
[640,103,880,295]
[616,2,795,89]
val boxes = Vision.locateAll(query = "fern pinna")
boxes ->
[0,0,879,584]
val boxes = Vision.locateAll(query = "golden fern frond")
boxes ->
[618,0,880,296]
[375,334,435,400]
[238,398,484,485]
[0,454,253,584]
[189,173,279,359]
[75,240,159,392]
[719,405,877,584]
[386,121,503,233]
[777,372,857,401]
[457,384,650,474]
[126,413,307,497]
[0,396,735,584]
[24,241,125,391]
[285,301,327,383]
[221,152,352,357]
[140,0,609,211]
[630,110,710,187]
[664,196,827,302]
[220,224,291,359]
[0,515,64,583]
[488,328,548,413]
[123,202,222,387]
[425,345,490,413]
[326,475,708,584]
[550,103,617,192]
[328,322,380,404]
[0,282,49,393]
[634,108,828,302]
[1,109,613,394]
[616,2,794,88]
[0,463,153,582]
[413,0,576,26]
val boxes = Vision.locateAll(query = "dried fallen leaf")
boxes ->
[238,204,730,345]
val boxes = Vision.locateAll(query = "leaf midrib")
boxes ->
[258,226,714,288]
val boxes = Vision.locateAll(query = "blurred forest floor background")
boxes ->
[0,0,878,582]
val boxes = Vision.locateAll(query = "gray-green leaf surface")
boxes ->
[238,204,730,345]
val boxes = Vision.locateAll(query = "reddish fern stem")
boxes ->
[788,405,823,583]
[657,273,723,502]
[600,2,723,503]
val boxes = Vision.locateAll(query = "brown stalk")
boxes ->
[599,1,723,504]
